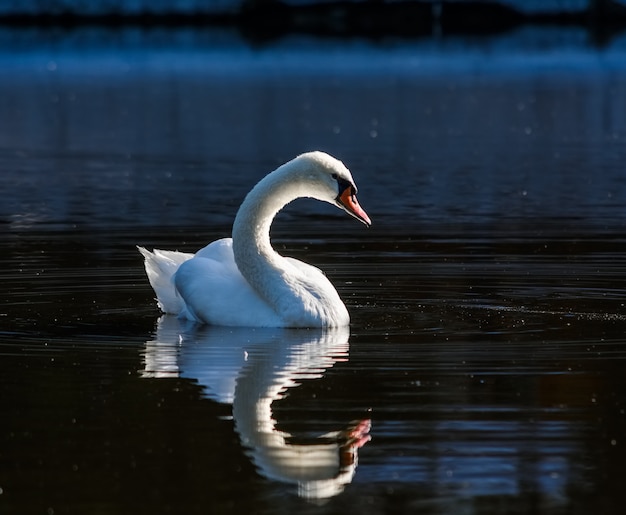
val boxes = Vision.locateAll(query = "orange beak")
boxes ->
[338,186,371,227]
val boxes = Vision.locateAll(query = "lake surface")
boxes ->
[2,28,626,514]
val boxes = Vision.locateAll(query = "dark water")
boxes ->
[2,29,626,514]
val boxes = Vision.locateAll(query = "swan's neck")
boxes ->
[232,168,305,310]
[233,167,299,268]
[231,165,349,327]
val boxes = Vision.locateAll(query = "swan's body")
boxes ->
[139,151,370,328]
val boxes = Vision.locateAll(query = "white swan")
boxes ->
[138,151,370,327]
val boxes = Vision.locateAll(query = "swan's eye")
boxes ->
[331,173,338,179]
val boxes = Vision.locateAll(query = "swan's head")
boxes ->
[291,151,371,227]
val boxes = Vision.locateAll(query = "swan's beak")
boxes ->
[337,185,371,227]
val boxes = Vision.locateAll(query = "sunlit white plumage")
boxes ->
[138,151,370,328]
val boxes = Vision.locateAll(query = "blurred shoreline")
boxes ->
[1,1,626,45]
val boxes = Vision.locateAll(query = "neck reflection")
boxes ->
[142,316,371,500]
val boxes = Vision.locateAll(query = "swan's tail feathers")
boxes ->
[137,246,194,315]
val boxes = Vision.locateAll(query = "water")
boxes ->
[2,28,626,514]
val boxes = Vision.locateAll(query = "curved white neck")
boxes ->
[232,167,306,308]
[230,159,350,327]
[233,169,290,258]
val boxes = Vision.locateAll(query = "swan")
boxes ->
[138,151,371,327]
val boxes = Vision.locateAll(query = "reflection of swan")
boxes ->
[139,151,370,328]
[142,316,371,499]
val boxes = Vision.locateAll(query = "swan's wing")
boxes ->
[195,238,237,265]
[138,246,194,314]
[282,257,350,326]
[284,257,329,283]
[174,250,283,327]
